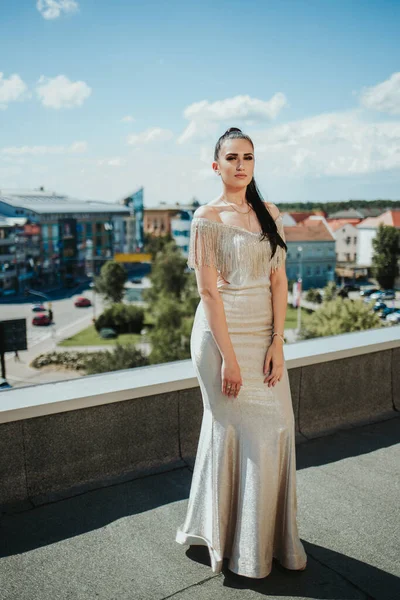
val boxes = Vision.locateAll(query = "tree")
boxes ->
[94,303,144,334]
[94,261,127,304]
[143,232,174,260]
[143,240,188,304]
[371,224,400,289]
[147,295,191,364]
[299,298,382,339]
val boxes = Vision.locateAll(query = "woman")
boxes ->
[175,127,307,580]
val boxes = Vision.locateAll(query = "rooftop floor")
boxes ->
[0,417,399,600]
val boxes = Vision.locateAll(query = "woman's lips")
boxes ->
[235,174,247,178]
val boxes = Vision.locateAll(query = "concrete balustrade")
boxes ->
[0,327,399,511]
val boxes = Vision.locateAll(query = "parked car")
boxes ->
[369,290,385,300]
[0,377,12,391]
[99,327,117,339]
[341,283,360,292]
[359,288,379,297]
[379,290,396,300]
[32,313,51,326]
[380,307,397,319]
[386,310,400,324]
[74,296,92,308]
[373,301,387,312]
[31,303,45,312]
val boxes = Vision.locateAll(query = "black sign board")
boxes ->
[0,319,27,353]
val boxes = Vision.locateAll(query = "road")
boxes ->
[0,289,108,388]
[1,289,104,350]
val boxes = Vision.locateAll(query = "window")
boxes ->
[52,224,59,244]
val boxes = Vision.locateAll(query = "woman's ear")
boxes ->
[212,161,220,175]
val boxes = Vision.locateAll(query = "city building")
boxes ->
[284,221,336,290]
[143,200,199,238]
[284,210,326,224]
[280,212,297,226]
[0,217,34,295]
[0,190,130,285]
[328,221,359,263]
[328,206,391,219]
[356,209,400,283]
[170,211,192,257]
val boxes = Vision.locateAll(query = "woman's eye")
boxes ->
[226,156,253,160]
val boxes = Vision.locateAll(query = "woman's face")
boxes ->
[213,137,255,187]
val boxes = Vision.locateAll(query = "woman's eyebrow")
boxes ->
[225,152,254,156]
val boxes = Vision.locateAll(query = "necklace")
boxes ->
[220,196,252,215]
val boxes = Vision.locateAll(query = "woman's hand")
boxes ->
[263,339,284,387]
[221,357,242,398]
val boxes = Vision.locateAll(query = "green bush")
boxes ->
[305,288,323,303]
[95,303,145,334]
[299,298,382,339]
[84,344,149,374]
[31,345,149,374]
[31,351,88,370]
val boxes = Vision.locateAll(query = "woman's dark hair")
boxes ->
[214,127,287,258]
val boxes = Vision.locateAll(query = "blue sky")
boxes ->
[1,0,399,206]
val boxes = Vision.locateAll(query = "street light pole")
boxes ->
[14,234,19,295]
[297,246,303,333]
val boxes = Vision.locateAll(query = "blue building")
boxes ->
[284,221,336,290]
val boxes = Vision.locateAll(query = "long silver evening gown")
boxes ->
[175,213,307,579]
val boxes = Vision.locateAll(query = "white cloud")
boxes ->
[0,73,28,109]
[127,127,174,145]
[120,115,135,123]
[36,75,91,109]
[97,157,127,167]
[1,141,87,155]
[250,110,400,177]
[36,0,79,20]
[178,93,288,143]
[359,72,400,115]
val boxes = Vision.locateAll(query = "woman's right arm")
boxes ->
[191,207,242,397]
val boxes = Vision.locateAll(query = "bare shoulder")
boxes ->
[193,204,222,223]
[263,201,281,220]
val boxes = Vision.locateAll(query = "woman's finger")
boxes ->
[265,369,283,386]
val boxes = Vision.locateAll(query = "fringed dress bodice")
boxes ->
[186,214,286,287]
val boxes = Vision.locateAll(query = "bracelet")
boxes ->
[272,332,285,343]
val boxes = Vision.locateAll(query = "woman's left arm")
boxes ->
[263,202,288,387]
[264,267,288,387]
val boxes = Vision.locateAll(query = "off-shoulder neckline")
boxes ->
[192,213,282,236]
